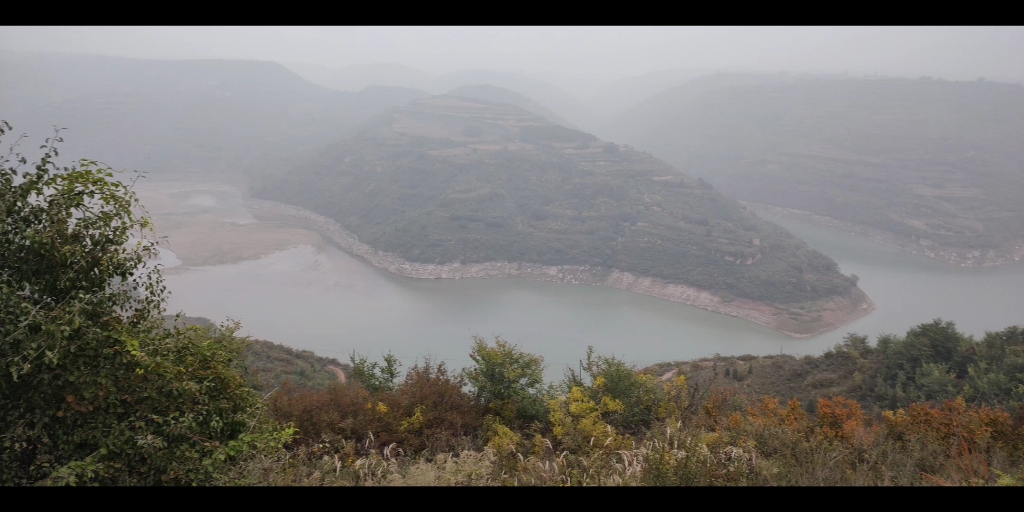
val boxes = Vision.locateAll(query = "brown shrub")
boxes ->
[391,359,484,454]
[267,359,484,457]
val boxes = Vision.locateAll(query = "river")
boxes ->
[151,181,1024,381]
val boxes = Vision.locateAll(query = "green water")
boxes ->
[161,189,1024,381]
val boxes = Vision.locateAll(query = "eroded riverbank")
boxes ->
[245,198,875,338]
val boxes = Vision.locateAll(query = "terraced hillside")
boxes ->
[445,84,577,128]
[254,96,873,337]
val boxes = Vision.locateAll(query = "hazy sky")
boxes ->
[3,26,1023,94]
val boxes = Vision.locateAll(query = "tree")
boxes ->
[0,122,289,485]
[583,348,663,432]
[463,336,546,428]
[349,351,402,393]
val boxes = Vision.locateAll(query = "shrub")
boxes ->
[0,122,289,485]
[463,336,547,429]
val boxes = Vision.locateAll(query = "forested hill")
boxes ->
[0,51,429,178]
[607,74,1024,264]
[254,95,861,306]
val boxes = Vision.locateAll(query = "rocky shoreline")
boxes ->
[744,201,1024,268]
[244,198,875,338]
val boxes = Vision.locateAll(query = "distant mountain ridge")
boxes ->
[283,62,433,92]
[581,67,714,126]
[0,52,429,178]
[283,63,593,132]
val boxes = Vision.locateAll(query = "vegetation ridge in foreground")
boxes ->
[254,320,1024,486]
[246,198,875,338]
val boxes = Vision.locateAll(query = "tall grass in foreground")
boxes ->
[229,372,1024,485]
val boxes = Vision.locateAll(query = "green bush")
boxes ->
[463,336,547,429]
[0,122,290,485]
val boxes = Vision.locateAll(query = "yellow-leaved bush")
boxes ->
[549,385,625,452]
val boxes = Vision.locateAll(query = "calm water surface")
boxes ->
[160,187,1024,380]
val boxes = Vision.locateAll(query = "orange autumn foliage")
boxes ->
[783,398,809,429]
[816,395,876,443]
[744,396,810,431]
[701,387,738,428]
[882,397,1014,449]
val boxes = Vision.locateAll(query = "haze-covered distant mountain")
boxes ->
[581,67,713,125]
[0,52,429,178]
[283,62,433,92]
[283,62,593,132]
[445,84,576,128]
[608,73,1024,266]
[254,94,870,336]
[599,72,801,145]
[426,69,591,130]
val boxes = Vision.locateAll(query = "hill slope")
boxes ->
[426,70,591,129]
[163,315,347,392]
[253,96,872,337]
[446,84,575,128]
[609,75,1024,266]
[581,67,714,127]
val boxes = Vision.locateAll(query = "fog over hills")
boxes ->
[0,51,428,178]
[580,67,715,126]
[607,74,1024,266]
[2,31,1022,341]
[283,63,596,132]
[6,29,1024,488]
[253,94,872,336]
[282,61,433,92]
